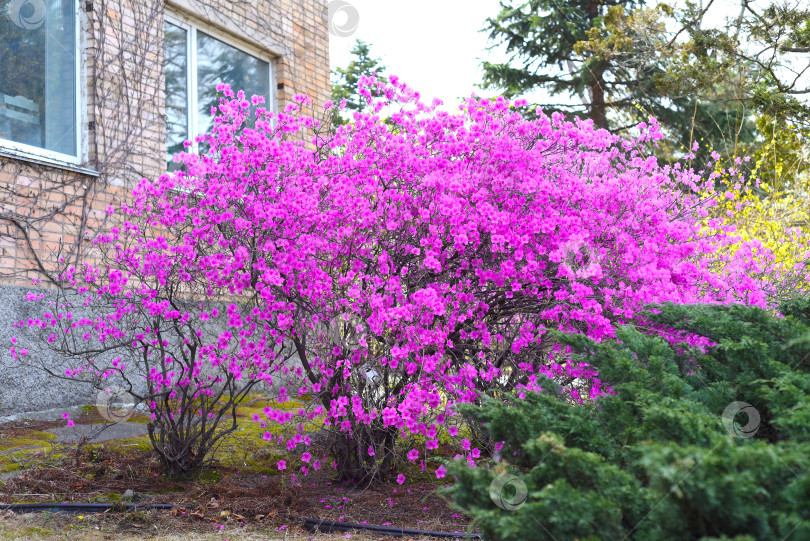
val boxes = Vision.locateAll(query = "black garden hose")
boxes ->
[0,502,182,513]
[0,503,482,539]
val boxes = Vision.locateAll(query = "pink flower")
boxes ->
[277,460,286,470]
[407,449,419,462]
[396,474,405,485]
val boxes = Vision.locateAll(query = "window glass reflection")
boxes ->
[0,0,77,157]
[196,31,270,137]
[164,21,188,171]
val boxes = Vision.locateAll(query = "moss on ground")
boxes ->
[0,431,55,453]
[209,394,315,472]
[1,394,324,484]
[0,431,57,475]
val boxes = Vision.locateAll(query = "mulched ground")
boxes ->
[1,440,477,536]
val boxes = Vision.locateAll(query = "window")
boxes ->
[0,0,80,161]
[164,16,271,171]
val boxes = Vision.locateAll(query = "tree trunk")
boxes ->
[330,423,399,484]
[585,0,608,130]
[589,73,608,130]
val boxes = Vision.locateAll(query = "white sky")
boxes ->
[328,0,525,108]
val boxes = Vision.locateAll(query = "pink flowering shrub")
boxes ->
[10,117,302,473]
[13,77,782,481]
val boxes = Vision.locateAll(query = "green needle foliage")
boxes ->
[446,300,810,540]
[330,39,387,128]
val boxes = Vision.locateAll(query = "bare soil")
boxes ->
[1,438,477,538]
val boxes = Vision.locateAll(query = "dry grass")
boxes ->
[0,510,393,540]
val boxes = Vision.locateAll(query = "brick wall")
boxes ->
[0,0,330,287]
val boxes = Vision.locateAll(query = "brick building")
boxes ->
[0,0,330,414]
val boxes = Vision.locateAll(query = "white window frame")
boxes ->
[164,12,274,164]
[0,0,84,166]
